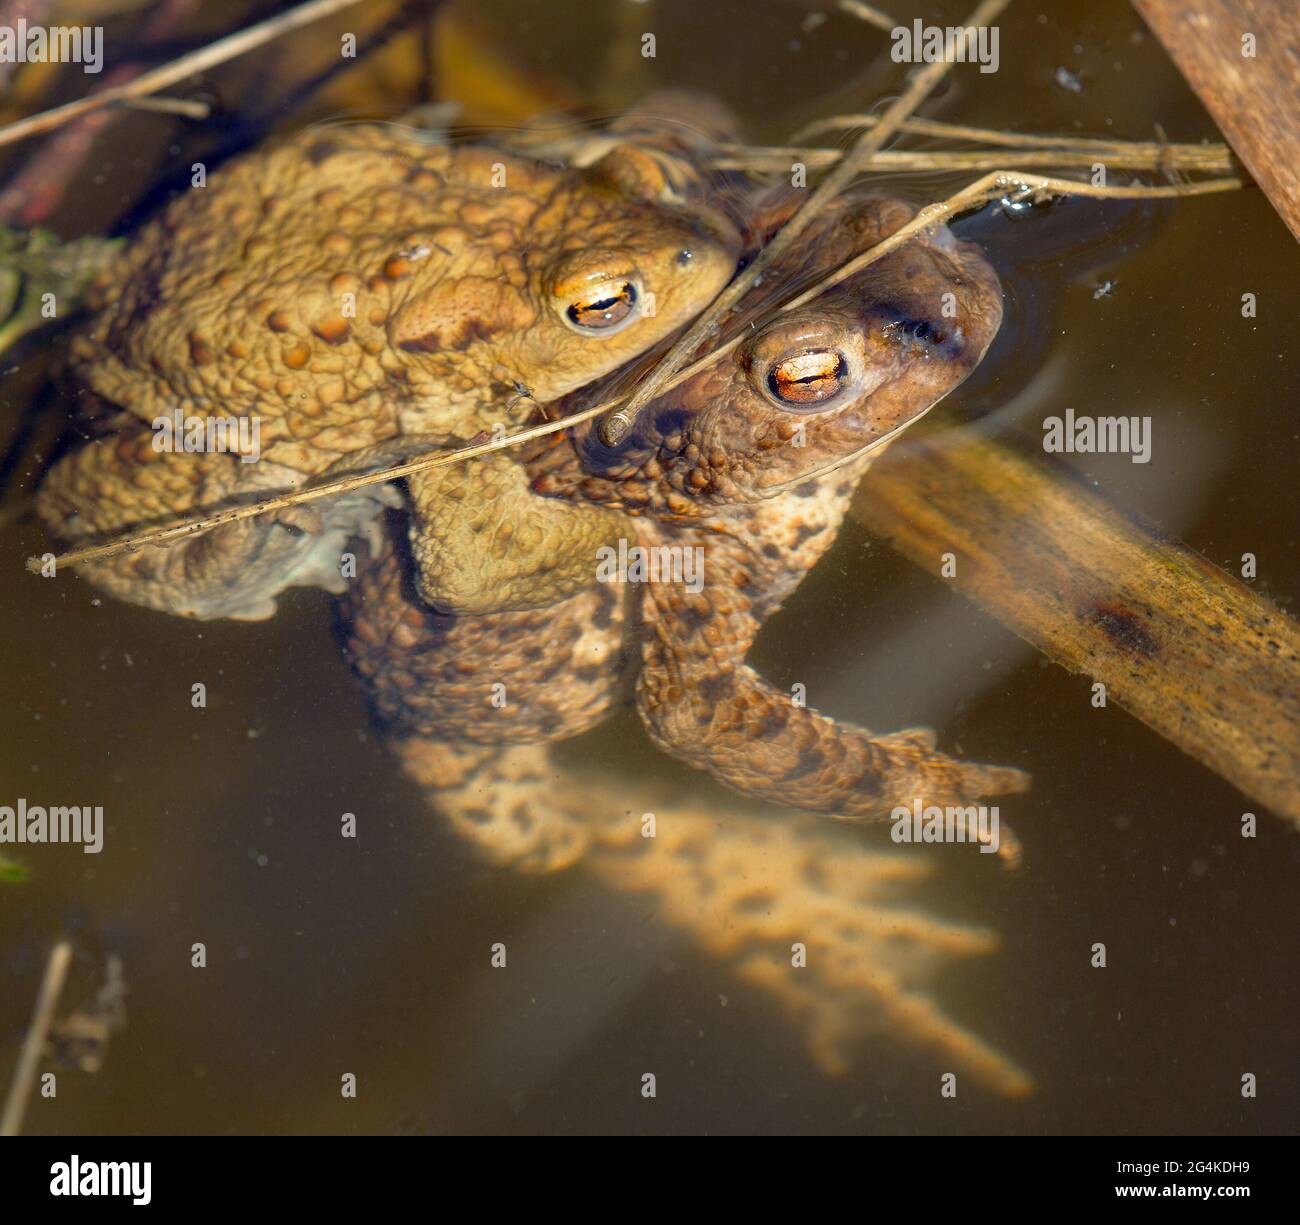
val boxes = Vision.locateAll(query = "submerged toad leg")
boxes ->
[634,557,1029,820]
[342,527,640,869]
[396,739,600,872]
[405,458,626,614]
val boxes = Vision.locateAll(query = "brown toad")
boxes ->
[38,119,740,619]
[342,192,1026,869]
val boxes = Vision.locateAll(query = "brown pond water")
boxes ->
[0,0,1296,1134]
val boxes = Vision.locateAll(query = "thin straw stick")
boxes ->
[0,0,366,149]
[790,111,1225,155]
[1,940,73,1137]
[712,144,1234,176]
[838,1,898,33]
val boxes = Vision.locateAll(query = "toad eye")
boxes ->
[766,349,849,407]
[564,279,641,335]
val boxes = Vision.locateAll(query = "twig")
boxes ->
[0,0,201,226]
[1,939,73,1137]
[120,95,212,120]
[745,171,1242,495]
[30,397,618,573]
[774,169,1243,316]
[25,168,1242,576]
[838,0,898,33]
[789,110,1228,156]
[0,0,367,150]
[596,0,1012,446]
[712,143,1234,176]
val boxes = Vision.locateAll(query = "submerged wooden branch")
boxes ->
[854,424,1300,825]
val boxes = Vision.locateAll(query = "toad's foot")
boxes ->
[392,732,1033,1095]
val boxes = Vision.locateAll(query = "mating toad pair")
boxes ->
[38,105,1028,848]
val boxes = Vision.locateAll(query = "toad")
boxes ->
[38,118,740,619]
[342,192,1027,868]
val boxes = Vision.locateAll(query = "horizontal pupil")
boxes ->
[768,351,845,404]
[568,283,636,328]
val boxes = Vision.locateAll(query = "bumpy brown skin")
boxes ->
[342,194,1026,866]
[39,121,739,619]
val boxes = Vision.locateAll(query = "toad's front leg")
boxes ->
[635,572,1029,821]
[406,455,626,614]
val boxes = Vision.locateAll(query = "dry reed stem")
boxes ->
[790,110,1227,155]
[0,0,366,149]
[713,143,1233,176]
[0,940,73,1137]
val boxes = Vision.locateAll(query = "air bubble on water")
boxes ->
[999,190,1056,222]
[999,194,1037,220]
